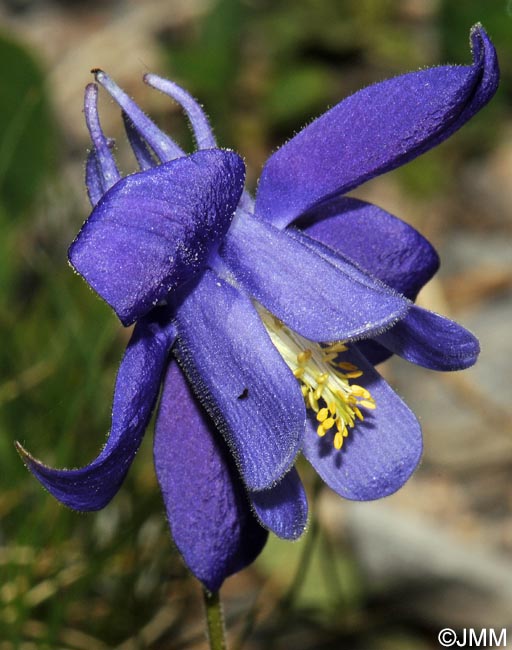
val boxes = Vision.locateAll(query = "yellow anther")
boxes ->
[353,406,364,421]
[317,408,329,422]
[293,367,305,379]
[350,385,371,399]
[322,417,335,430]
[359,399,376,410]
[314,385,323,401]
[316,373,328,384]
[343,370,363,379]
[317,424,327,437]
[337,361,359,371]
[328,401,336,415]
[334,431,344,449]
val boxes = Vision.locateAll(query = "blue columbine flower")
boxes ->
[18,25,498,592]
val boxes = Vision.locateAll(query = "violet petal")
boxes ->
[303,346,422,500]
[375,305,480,370]
[250,468,308,540]
[85,150,104,207]
[255,25,498,228]
[69,149,245,326]
[154,361,268,592]
[16,311,176,511]
[300,197,439,300]
[174,269,305,491]
[221,212,410,342]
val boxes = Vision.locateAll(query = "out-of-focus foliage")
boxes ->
[0,33,55,302]
[0,34,55,217]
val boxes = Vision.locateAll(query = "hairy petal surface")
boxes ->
[256,25,498,228]
[154,361,268,592]
[299,200,479,370]
[144,74,217,150]
[69,150,245,326]
[123,112,156,171]
[286,228,408,363]
[174,270,305,491]
[17,311,176,511]
[375,305,479,370]
[250,468,308,540]
[85,150,105,207]
[303,346,422,500]
[84,83,120,193]
[299,197,439,300]
[221,212,409,342]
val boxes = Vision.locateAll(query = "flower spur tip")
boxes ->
[14,440,30,460]
[14,442,47,470]
[470,22,484,36]
[14,441,54,479]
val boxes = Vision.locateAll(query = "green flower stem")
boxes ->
[280,475,323,611]
[203,588,227,650]
[280,513,320,611]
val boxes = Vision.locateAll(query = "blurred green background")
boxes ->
[1,1,511,648]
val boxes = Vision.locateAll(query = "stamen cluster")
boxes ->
[257,307,376,449]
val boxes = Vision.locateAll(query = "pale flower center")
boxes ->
[257,306,376,449]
